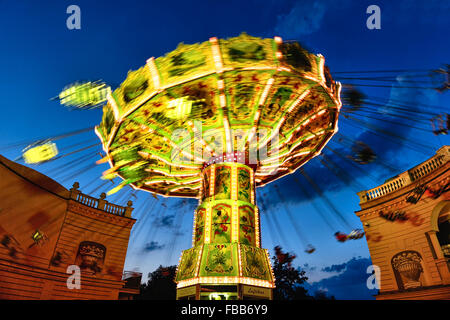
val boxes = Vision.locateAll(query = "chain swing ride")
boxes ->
[2,33,448,297]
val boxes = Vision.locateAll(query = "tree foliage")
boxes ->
[137,265,177,300]
[272,246,312,300]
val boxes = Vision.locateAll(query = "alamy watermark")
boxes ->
[366,264,381,290]
[366,5,381,30]
[66,5,81,30]
[66,265,81,289]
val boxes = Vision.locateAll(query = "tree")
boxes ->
[272,246,312,300]
[137,265,177,300]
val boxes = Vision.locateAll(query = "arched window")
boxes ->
[437,212,450,258]
[391,251,423,290]
[430,201,450,258]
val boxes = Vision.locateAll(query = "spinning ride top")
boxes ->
[95,33,342,300]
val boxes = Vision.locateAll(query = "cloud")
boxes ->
[322,262,347,273]
[274,1,329,38]
[143,241,165,252]
[154,214,175,228]
[302,256,378,300]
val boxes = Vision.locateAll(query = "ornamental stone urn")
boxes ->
[392,251,423,289]
[77,241,106,274]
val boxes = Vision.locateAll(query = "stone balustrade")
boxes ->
[357,146,449,204]
[69,182,134,218]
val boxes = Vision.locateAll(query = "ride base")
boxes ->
[175,162,274,300]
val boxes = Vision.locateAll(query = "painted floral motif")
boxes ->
[177,246,201,281]
[238,168,251,202]
[194,208,206,245]
[239,206,255,245]
[204,244,234,274]
[215,166,231,200]
[240,245,270,280]
[240,225,255,246]
[194,226,204,245]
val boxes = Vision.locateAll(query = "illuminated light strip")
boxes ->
[254,109,261,122]
[258,162,284,170]
[218,79,224,90]
[223,117,232,153]
[188,121,216,157]
[209,165,215,199]
[245,108,261,144]
[317,54,326,86]
[241,66,275,72]
[259,150,289,164]
[146,57,161,89]
[219,94,226,108]
[258,116,285,151]
[304,75,319,83]
[285,133,320,157]
[287,89,311,113]
[205,203,212,243]
[250,169,255,204]
[232,204,239,243]
[146,168,198,177]
[144,180,176,185]
[94,126,108,153]
[258,78,274,106]
[255,206,260,247]
[170,185,201,192]
[283,150,312,162]
[232,165,239,242]
[105,125,119,151]
[276,108,329,150]
[315,131,337,156]
[276,66,291,72]
[143,177,200,187]
[232,165,238,201]
[266,249,276,283]
[138,151,202,169]
[176,277,275,289]
[335,82,342,110]
[195,245,204,277]
[246,127,257,145]
[192,210,197,246]
[209,37,224,73]
[254,166,289,177]
[238,243,243,277]
[198,175,203,206]
[107,92,120,121]
[167,177,202,186]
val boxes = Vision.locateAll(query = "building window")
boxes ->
[437,219,450,257]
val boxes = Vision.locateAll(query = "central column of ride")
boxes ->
[175,161,274,300]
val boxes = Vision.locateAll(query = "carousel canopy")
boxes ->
[96,34,341,198]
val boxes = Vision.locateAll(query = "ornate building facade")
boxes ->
[356,146,450,299]
[0,154,140,299]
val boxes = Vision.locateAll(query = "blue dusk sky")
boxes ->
[0,1,449,299]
